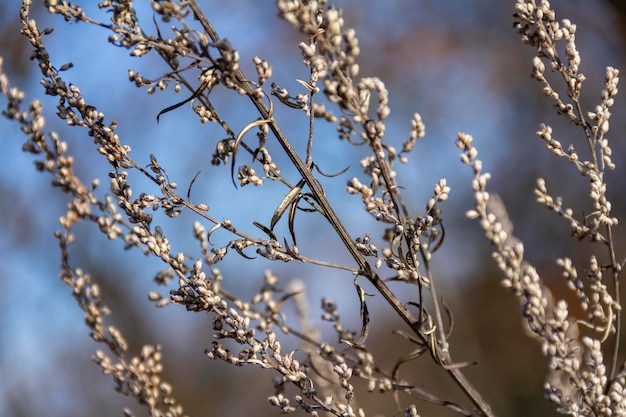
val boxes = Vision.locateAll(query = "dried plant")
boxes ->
[1,0,624,416]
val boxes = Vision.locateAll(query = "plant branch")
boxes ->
[186,2,496,415]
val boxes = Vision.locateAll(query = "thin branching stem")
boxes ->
[185,2,497,415]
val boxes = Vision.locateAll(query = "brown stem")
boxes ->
[607,224,621,381]
[187,2,496,415]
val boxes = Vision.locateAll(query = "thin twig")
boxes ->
[186,2,496,415]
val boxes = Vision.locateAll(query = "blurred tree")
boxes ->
[608,0,626,38]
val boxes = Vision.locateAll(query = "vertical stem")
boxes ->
[607,224,621,381]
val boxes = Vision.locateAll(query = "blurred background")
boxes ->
[1,0,626,416]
